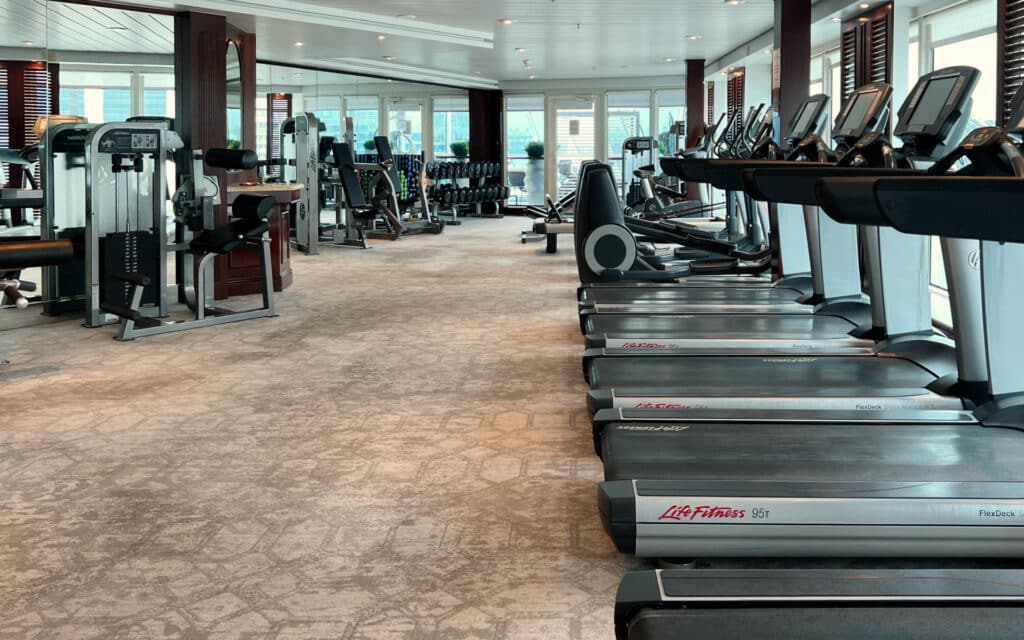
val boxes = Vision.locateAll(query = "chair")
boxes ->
[507,170,526,205]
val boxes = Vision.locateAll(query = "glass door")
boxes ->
[550,96,596,200]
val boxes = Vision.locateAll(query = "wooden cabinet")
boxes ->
[225,184,300,295]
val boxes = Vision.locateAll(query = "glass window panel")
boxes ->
[609,91,651,189]
[655,88,685,156]
[345,96,380,152]
[933,32,997,126]
[102,89,130,122]
[433,96,469,158]
[506,94,545,205]
[387,102,422,154]
[59,87,85,117]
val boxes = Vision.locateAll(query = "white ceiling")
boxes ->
[0,0,960,88]
[0,0,173,53]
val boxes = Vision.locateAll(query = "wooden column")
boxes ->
[174,11,229,298]
[773,0,811,139]
[685,59,706,148]
[468,89,503,164]
[684,59,706,200]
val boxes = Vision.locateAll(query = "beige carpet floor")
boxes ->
[0,217,639,639]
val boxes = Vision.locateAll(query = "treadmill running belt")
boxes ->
[583,313,859,341]
[626,607,1023,640]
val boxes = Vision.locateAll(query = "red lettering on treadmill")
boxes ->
[658,504,747,521]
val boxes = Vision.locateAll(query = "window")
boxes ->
[60,87,85,117]
[142,73,175,118]
[59,70,132,123]
[433,95,469,158]
[102,89,130,122]
[346,95,379,153]
[387,100,423,154]
[655,89,683,154]
[505,94,544,205]
[608,91,652,190]
[934,32,998,126]
[306,96,343,140]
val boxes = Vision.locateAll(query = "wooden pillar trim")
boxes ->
[468,89,503,165]
[174,11,229,297]
[773,0,811,140]
[685,59,706,149]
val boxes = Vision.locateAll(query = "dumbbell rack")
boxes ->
[424,160,509,225]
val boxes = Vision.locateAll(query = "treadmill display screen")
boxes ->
[789,103,815,138]
[908,76,958,126]
[837,91,877,135]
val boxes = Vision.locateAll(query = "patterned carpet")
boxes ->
[0,217,636,639]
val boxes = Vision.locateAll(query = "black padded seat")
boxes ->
[189,219,269,255]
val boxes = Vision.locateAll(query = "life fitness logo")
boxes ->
[620,342,667,349]
[634,403,694,409]
[658,504,747,521]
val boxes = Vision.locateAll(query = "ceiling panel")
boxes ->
[0,1,174,53]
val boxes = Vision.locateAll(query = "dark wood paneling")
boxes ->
[685,59,705,148]
[468,89,503,165]
[773,0,811,137]
[685,59,706,200]
[174,11,229,297]
[998,0,1024,125]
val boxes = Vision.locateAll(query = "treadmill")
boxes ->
[577,102,829,311]
[577,94,831,315]
[583,85,899,355]
[585,69,980,417]
[606,105,1024,640]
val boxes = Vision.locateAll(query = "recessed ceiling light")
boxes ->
[387,79,394,83]
[724,0,742,5]
[398,14,416,19]
[295,41,304,47]
[831,16,841,22]
[22,40,32,46]
[858,16,870,22]
[686,35,702,41]
[108,25,127,31]
[474,71,482,74]
[764,48,772,54]
[377,34,387,41]
[498,17,516,25]
[859,2,870,7]
[528,75,535,79]
[663,57,675,63]
[515,47,527,53]
[382,55,395,61]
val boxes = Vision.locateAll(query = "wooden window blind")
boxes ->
[266,93,291,178]
[999,0,1024,125]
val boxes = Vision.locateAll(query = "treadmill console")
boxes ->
[832,82,892,146]
[894,66,981,156]
[784,94,829,146]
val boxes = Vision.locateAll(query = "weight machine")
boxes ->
[81,121,276,340]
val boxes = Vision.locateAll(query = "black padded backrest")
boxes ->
[319,136,335,162]
[373,136,403,188]
[332,142,369,208]
[574,163,626,283]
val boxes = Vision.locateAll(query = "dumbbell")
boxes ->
[500,186,509,200]
[458,187,470,204]
[487,162,496,178]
